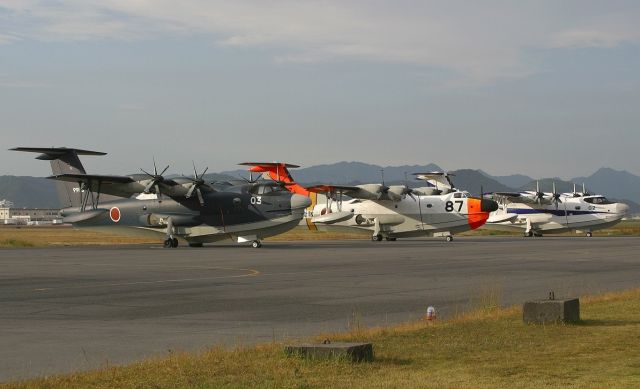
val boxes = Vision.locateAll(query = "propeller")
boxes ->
[532,181,545,204]
[386,172,417,201]
[185,162,209,206]
[571,183,580,197]
[550,182,562,210]
[141,158,170,196]
[387,185,416,201]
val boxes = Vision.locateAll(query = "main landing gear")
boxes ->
[445,235,454,242]
[371,235,398,242]
[163,217,178,248]
[164,237,178,248]
[252,240,262,248]
[586,232,593,237]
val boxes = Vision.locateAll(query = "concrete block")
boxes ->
[284,342,373,362]
[523,298,580,324]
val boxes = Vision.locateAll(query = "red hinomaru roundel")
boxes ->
[109,207,121,223]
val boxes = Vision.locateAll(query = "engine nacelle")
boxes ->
[354,184,385,200]
[386,185,408,201]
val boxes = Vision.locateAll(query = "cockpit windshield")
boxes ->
[249,184,284,195]
[584,196,613,205]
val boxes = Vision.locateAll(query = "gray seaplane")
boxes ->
[12,147,310,248]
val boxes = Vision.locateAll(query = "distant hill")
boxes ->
[450,169,515,194]
[574,168,640,204]
[0,176,59,208]
[479,170,534,189]
[517,178,577,194]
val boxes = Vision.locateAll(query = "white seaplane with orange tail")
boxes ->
[239,163,498,242]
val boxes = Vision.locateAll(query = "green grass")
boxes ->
[5,289,640,388]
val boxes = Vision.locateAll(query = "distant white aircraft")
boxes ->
[484,183,629,237]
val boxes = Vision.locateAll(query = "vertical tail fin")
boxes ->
[11,147,107,208]
[238,162,309,196]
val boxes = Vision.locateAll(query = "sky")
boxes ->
[1,1,639,179]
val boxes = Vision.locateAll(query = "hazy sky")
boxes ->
[1,1,639,179]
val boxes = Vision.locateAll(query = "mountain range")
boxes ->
[2,163,639,214]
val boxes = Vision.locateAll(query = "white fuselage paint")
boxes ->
[306,191,481,238]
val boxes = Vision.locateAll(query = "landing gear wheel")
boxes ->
[252,240,262,248]
[188,242,203,248]
[524,231,533,237]
[163,238,173,248]
[385,237,397,241]
[445,235,454,242]
[533,233,543,238]
[171,238,179,248]
[586,232,593,237]
[372,234,383,242]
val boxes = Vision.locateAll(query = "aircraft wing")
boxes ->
[490,192,552,205]
[307,183,399,201]
[306,184,361,196]
[491,192,523,198]
[48,173,139,198]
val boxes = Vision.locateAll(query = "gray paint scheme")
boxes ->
[12,147,310,246]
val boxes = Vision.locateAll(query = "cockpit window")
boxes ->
[584,196,613,205]
[260,185,273,195]
[454,192,468,198]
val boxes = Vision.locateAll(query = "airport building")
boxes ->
[0,200,62,225]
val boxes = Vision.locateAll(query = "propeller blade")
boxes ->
[200,166,209,179]
[142,178,156,193]
[196,188,204,206]
[186,183,197,198]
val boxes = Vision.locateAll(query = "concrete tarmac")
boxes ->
[1,236,640,381]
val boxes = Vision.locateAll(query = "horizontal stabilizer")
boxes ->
[238,162,300,169]
[11,147,106,160]
[48,173,135,184]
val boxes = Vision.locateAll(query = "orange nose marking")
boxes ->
[467,198,490,230]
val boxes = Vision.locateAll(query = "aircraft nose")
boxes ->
[291,194,311,210]
[617,203,630,215]
[481,199,499,213]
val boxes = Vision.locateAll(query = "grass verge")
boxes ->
[4,288,640,388]
[0,238,35,248]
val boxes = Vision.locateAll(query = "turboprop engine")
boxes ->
[353,184,388,200]
[386,185,413,201]
[353,184,414,201]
